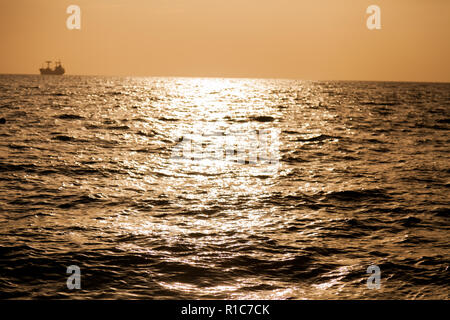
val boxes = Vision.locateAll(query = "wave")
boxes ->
[296,134,337,142]
[249,115,275,122]
[55,114,85,120]
[323,189,392,202]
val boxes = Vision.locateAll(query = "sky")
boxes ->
[0,0,449,82]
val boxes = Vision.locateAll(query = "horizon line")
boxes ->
[1,73,449,85]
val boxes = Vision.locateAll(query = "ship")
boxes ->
[39,61,65,75]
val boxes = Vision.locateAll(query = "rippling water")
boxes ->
[0,75,449,299]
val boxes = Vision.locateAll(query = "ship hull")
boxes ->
[40,69,65,75]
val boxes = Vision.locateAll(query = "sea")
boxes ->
[0,75,448,299]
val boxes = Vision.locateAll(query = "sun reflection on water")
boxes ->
[101,78,335,299]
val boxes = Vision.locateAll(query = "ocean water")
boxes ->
[0,74,448,299]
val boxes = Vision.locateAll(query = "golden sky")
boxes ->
[0,0,449,82]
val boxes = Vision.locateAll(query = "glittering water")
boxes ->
[0,75,449,299]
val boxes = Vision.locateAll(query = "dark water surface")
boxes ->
[0,75,448,299]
